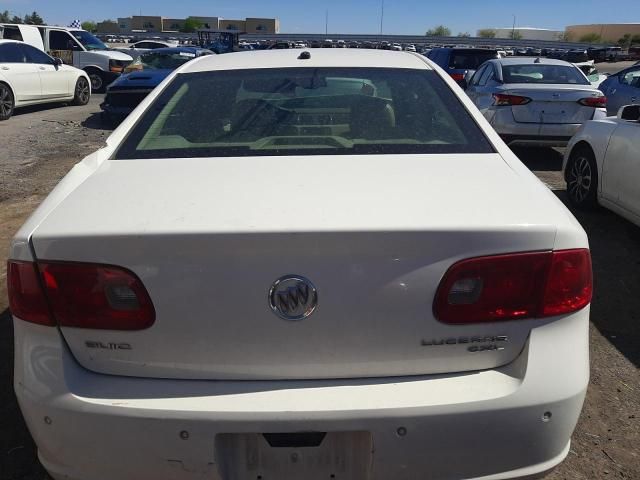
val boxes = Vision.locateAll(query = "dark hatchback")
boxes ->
[101,47,213,121]
[426,48,499,86]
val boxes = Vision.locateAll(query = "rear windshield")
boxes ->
[448,51,498,70]
[502,64,590,85]
[114,68,493,159]
[136,51,198,70]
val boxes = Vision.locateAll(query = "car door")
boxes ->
[602,67,640,115]
[48,29,83,66]
[471,65,499,117]
[0,42,41,102]
[20,43,72,98]
[464,64,487,102]
[603,116,640,216]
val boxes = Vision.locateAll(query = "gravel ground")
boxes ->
[0,84,638,480]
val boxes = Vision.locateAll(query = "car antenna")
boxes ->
[298,51,311,60]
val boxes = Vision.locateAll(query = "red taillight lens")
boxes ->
[492,93,532,106]
[578,96,607,108]
[542,249,592,316]
[7,261,55,326]
[39,262,155,330]
[434,249,592,324]
[450,73,465,82]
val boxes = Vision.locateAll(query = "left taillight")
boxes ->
[578,96,607,108]
[7,260,155,330]
[492,93,532,106]
[7,261,55,326]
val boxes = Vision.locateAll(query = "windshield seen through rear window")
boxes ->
[502,64,590,85]
[114,67,493,159]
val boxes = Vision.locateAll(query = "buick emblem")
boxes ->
[269,275,318,321]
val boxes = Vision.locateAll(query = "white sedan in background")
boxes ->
[0,39,90,120]
[466,58,607,147]
[9,49,592,480]
[564,104,640,225]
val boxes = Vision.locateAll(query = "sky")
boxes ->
[1,0,638,35]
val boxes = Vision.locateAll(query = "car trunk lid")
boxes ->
[506,84,601,124]
[31,154,565,380]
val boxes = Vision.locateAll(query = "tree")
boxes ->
[82,21,97,32]
[579,33,603,43]
[632,34,640,45]
[457,32,471,38]
[24,11,44,25]
[10,15,23,24]
[478,29,496,39]
[181,17,203,33]
[509,30,523,40]
[0,10,10,22]
[426,25,451,37]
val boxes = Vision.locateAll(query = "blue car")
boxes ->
[426,48,499,87]
[599,64,640,115]
[101,47,213,121]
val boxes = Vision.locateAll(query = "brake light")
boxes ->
[434,249,592,324]
[39,262,155,330]
[450,73,466,82]
[492,94,532,106]
[7,261,55,326]
[578,96,607,108]
[7,260,155,330]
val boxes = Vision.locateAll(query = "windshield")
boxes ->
[71,30,108,51]
[502,65,590,85]
[114,67,493,160]
[135,51,198,70]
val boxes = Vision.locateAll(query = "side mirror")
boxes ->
[618,104,640,121]
[53,57,63,66]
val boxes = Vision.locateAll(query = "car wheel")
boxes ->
[72,77,91,106]
[87,70,104,93]
[567,146,598,208]
[0,83,15,121]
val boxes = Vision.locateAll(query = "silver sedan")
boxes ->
[465,58,607,147]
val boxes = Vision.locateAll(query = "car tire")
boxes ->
[86,69,105,93]
[0,83,15,121]
[72,77,91,106]
[566,145,598,209]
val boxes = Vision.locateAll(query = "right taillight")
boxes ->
[7,260,155,330]
[434,249,592,324]
[492,93,532,106]
[578,96,607,108]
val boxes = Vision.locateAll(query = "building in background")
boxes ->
[220,19,247,31]
[97,15,278,34]
[566,24,640,43]
[96,20,118,34]
[478,27,564,41]
[245,18,280,34]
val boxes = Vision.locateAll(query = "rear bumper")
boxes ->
[489,107,606,147]
[14,310,589,480]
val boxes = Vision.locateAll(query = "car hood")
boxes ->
[91,50,133,62]
[108,69,172,89]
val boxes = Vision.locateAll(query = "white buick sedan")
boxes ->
[9,50,592,480]
[564,104,640,225]
[0,39,91,120]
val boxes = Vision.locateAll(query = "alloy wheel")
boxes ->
[89,73,103,92]
[76,78,90,104]
[0,85,13,119]
[567,155,593,204]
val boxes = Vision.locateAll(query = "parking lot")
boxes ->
[0,60,638,479]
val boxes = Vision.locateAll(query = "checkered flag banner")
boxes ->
[69,19,81,29]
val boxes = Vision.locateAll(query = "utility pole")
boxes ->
[380,0,385,35]
[511,14,516,40]
[325,9,328,35]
